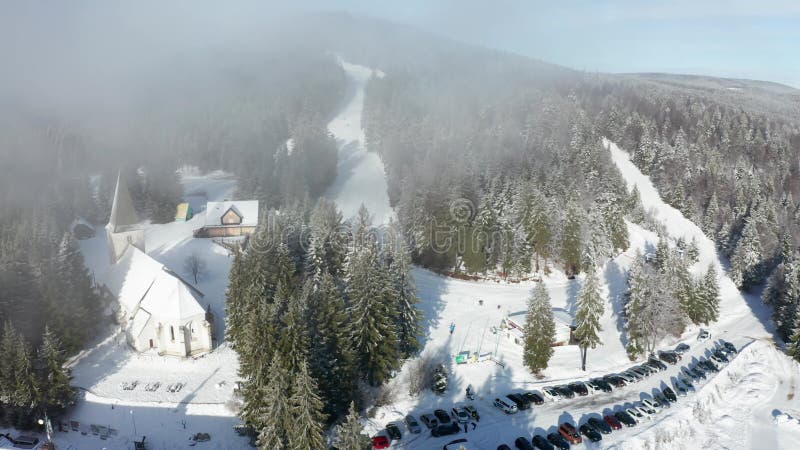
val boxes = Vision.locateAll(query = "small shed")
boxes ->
[175,203,194,221]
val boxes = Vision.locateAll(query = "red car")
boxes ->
[558,422,582,444]
[604,415,623,430]
[371,434,390,449]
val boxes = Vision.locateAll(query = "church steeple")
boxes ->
[106,171,145,263]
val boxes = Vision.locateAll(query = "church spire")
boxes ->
[107,171,140,233]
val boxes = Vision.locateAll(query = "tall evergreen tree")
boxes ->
[336,401,369,450]
[386,234,421,358]
[522,282,555,374]
[560,201,582,277]
[730,216,764,290]
[700,264,720,324]
[787,307,800,363]
[37,326,75,413]
[574,270,604,370]
[256,355,291,450]
[288,361,326,450]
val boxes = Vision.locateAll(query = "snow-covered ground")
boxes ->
[359,140,796,449]
[38,170,250,450]
[325,59,393,225]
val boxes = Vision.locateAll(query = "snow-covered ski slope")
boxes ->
[325,59,393,225]
[362,141,795,449]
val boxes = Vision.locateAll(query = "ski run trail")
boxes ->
[7,60,799,449]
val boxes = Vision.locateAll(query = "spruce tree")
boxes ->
[560,201,582,277]
[37,326,75,413]
[277,288,310,374]
[386,235,421,358]
[336,401,369,450]
[730,217,764,290]
[787,307,800,363]
[574,270,604,370]
[345,232,399,386]
[256,355,291,450]
[288,361,326,450]
[700,264,720,324]
[522,282,555,374]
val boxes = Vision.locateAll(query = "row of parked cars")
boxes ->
[493,340,738,450]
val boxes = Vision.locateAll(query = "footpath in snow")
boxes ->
[325,59,393,225]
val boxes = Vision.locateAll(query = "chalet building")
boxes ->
[193,200,258,238]
[501,307,576,346]
[101,173,214,357]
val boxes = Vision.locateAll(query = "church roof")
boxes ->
[204,200,259,227]
[105,246,206,322]
[107,172,141,233]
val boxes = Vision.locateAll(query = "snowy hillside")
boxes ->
[325,59,394,225]
[358,141,797,450]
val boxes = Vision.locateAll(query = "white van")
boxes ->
[493,397,518,414]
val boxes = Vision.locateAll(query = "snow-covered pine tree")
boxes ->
[386,234,421,358]
[523,282,555,374]
[623,253,648,358]
[345,224,399,386]
[574,269,604,370]
[582,204,612,270]
[561,201,582,277]
[11,333,38,411]
[787,307,800,363]
[336,401,370,450]
[256,355,291,450]
[288,360,326,450]
[526,191,552,273]
[308,273,357,417]
[307,198,346,278]
[700,264,720,324]
[37,326,75,413]
[730,216,764,290]
[0,323,20,405]
[277,288,310,374]
[686,237,700,263]
[673,258,698,323]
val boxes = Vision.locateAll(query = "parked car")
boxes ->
[420,413,439,429]
[498,445,512,450]
[682,367,699,380]
[531,434,555,450]
[689,366,707,379]
[431,422,460,437]
[675,343,691,354]
[623,370,643,382]
[626,407,645,423]
[558,422,582,444]
[679,376,696,392]
[645,361,665,373]
[588,417,612,434]
[405,415,422,434]
[372,434,390,449]
[635,405,653,420]
[614,410,637,427]
[654,392,671,408]
[590,378,613,393]
[722,341,737,354]
[700,359,720,372]
[642,399,661,413]
[386,423,402,440]
[464,405,480,420]
[616,372,636,384]
[631,366,651,378]
[546,432,570,450]
[672,381,688,396]
[658,351,678,365]
[522,392,544,405]
[568,382,588,396]
[697,329,711,342]
[604,414,622,430]
[514,437,535,450]
[541,387,562,402]
[638,401,657,415]
[648,357,668,371]
[555,386,575,399]
[604,375,627,387]
[662,387,678,403]
[434,409,452,424]
[507,393,531,410]
[579,424,602,442]
[712,350,729,363]
[493,397,518,414]
[451,407,471,424]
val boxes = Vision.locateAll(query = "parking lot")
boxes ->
[373,337,745,449]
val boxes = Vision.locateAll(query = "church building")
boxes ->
[102,173,214,357]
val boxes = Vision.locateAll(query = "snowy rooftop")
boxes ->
[204,200,259,227]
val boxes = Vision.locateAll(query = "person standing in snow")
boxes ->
[449,322,455,334]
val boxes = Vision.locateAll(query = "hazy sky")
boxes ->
[317,0,800,88]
